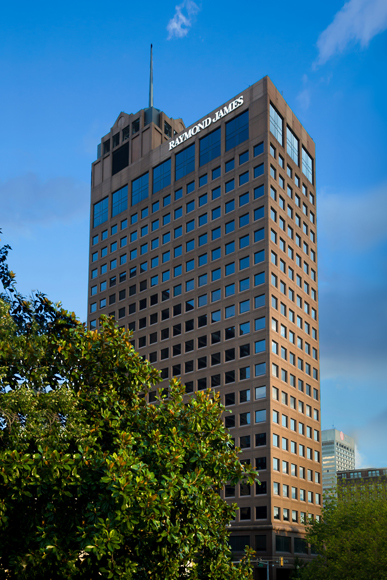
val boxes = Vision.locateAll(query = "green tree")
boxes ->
[290,556,307,580]
[300,483,387,580]
[0,236,257,579]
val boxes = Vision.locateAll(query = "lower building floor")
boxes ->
[230,527,316,580]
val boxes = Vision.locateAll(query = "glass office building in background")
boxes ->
[322,428,355,492]
[88,76,322,579]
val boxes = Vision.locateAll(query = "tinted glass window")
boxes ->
[93,197,108,227]
[175,143,195,181]
[153,158,171,194]
[199,127,221,167]
[112,185,128,217]
[132,173,149,206]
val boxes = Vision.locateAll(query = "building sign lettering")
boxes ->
[168,96,244,151]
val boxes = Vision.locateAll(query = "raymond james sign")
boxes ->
[168,95,244,151]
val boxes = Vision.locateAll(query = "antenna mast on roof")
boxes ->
[149,44,153,108]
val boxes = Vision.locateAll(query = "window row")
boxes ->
[272,387,319,420]
[91,219,128,247]
[91,229,267,271]
[270,193,315,242]
[89,285,264,329]
[270,207,316,261]
[272,424,320,454]
[270,142,315,208]
[93,202,265,265]
[94,110,254,221]
[131,317,265,349]
[271,300,318,342]
[115,293,265,326]
[123,222,265,264]
[121,195,264,248]
[146,363,267,393]
[271,276,317,319]
[92,262,267,304]
[146,343,261,365]
[271,190,315,231]
[273,433,320,455]
[272,359,319,382]
[92,252,255,281]
[270,244,317,300]
[228,505,319,524]
[92,185,264,251]
[225,481,321,502]
[230,534,314,554]
[272,337,318,361]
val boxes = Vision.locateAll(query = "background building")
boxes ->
[322,429,355,492]
[337,467,387,487]
[87,76,321,579]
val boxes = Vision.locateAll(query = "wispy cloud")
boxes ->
[318,183,387,251]
[352,411,387,468]
[315,0,387,66]
[167,0,200,40]
[0,173,89,234]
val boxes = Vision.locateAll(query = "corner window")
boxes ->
[270,104,283,145]
[93,197,108,228]
[302,147,314,184]
[286,127,299,165]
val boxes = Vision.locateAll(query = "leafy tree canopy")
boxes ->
[300,482,387,580]
[0,234,257,579]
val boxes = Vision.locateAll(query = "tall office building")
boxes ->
[87,76,322,579]
[322,429,355,492]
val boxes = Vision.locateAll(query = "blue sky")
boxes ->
[1,0,386,467]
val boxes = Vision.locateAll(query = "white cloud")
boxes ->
[315,0,387,66]
[167,0,200,40]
